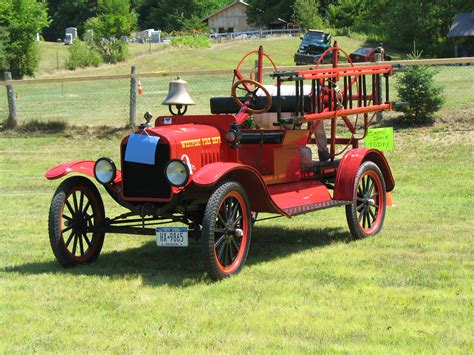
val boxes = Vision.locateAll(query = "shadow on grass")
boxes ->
[0,119,68,133]
[378,115,435,129]
[3,225,352,287]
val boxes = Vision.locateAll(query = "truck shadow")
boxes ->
[3,225,353,287]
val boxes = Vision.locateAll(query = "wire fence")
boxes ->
[1,58,473,128]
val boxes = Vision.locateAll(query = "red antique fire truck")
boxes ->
[45,44,395,281]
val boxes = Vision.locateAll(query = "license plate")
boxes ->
[156,226,188,247]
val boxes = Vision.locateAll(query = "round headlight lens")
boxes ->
[94,158,116,184]
[165,160,189,187]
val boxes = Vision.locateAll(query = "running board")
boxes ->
[283,200,349,216]
[267,180,350,217]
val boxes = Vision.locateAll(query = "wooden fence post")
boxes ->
[129,65,137,128]
[4,72,17,128]
[373,56,384,123]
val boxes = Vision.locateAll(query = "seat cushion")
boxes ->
[210,95,311,114]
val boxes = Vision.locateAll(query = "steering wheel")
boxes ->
[231,79,272,115]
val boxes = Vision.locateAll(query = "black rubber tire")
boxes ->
[48,176,105,267]
[345,161,386,239]
[201,181,252,281]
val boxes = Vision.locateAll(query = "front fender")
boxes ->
[192,162,287,215]
[44,160,122,183]
[334,148,395,201]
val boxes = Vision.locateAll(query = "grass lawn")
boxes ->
[0,117,473,352]
[34,35,404,78]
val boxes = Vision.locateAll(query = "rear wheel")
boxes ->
[48,176,105,267]
[345,162,386,239]
[201,182,252,281]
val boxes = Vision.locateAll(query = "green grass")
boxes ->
[0,119,473,352]
[34,35,389,78]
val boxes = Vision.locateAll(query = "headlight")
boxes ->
[94,157,116,184]
[165,159,190,187]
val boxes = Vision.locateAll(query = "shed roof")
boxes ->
[203,0,249,21]
[447,12,474,37]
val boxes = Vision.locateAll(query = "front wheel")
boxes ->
[201,181,252,281]
[48,176,105,267]
[345,162,386,239]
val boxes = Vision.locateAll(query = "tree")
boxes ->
[0,27,9,73]
[327,0,472,56]
[136,0,228,32]
[43,0,99,41]
[246,0,294,28]
[0,0,49,79]
[85,0,137,63]
[396,65,444,123]
[293,0,324,31]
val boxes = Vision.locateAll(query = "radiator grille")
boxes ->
[121,144,171,199]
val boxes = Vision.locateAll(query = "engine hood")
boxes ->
[136,124,223,174]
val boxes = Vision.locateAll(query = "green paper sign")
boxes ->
[365,127,394,151]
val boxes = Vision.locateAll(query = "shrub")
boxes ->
[94,40,129,64]
[66,40,103,70]
[396,65,444,123]
[0,0,49,79]
[171,35,210,48]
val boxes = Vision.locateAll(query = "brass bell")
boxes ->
[162,77,195,115]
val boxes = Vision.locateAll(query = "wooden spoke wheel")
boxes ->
[201,181,252,281]
[48,176,105,267]
[346,162,386,239]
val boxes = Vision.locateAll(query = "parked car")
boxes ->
[294,29,332,65]
[45,46,394,281]
[349,47,392,62]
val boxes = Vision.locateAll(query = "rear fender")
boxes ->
[334,148,395,201]
[192,162,287,215]
[44,160,122,183]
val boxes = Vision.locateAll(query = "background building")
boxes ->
[203,0,253,34]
